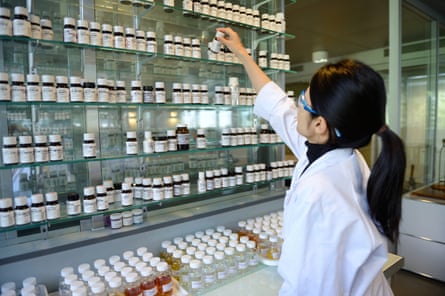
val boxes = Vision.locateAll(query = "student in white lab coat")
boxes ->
[217,27,406,295]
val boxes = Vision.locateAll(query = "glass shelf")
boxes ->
[0,177,290,234]
[0,142,284,170]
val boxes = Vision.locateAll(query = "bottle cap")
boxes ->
[126,131,137,139]
[101,23,112,32]
[83,133,95,141]
[0,7,11,18]
[83,186,95,196]
[63,17,75,26]
[45,192,58,202]
[26,74,40,83]
[33,135,47,144]
[189,259,201,269]
[125,27,135,35]
[11,73,24,82]
[146,31,156,38]
[3,136,17,146]
[131,80,142,87]
[77,19,88,28]
[113,25,123,33]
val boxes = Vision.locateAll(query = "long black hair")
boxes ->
[309,59,406,243]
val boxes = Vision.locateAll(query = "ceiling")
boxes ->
[284,0,445,69]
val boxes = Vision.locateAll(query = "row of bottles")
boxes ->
[0,210,283,295]
[1,277,48,296]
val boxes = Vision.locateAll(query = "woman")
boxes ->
[217,27,406,295]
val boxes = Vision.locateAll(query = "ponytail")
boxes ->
[367,127,406,243]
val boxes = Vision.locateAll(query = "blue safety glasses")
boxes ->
[297,90,342,138]
[298,90,318,115]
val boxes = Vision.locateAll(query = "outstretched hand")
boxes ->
[216,27,249,59]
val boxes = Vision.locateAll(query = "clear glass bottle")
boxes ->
[170,250,183,280]
[139,267,157,296]
[124,272,141,296]
[188,259,203,295]
[223,247,237,277]
[107,276,124,296]
[213,251,227,282]
[234,244,248,273]
[58,267,74,296]
[96,185,109,211]
[202,255,216,288]
[155,262,173,296]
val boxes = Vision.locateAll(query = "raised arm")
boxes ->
[216,27,271,93]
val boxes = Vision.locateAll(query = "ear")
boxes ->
[312,116,330,143]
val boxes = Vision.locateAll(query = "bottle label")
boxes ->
[147,41,157,53]
[103,33,113,47]
[42,28,54,40]
[11,85,26,101]
[0,212,15,227]
[204,274,216,283]
[34,147,49,162]
[2,148,18,164]
[31,206,46,222]
[121,192,134,206]
[182,183,190,195]
[0,19,12,36]
[15,209,31,225]
[152,188,164,200]
[0,84,11,101]
[162,281,173,293]
[131,90,142,103]
[63,28,76,42]
[46,204,60,219]
[84,88,97,102]
[177,133,190,146]
[42,86,56,101]
[97,196,109,210]
[82,143,96,158]
[67,200,81,215]
[155,91,166,103]
[27,85,41,101]
[13,19,31,37]
[49,146,64,161]
[126,141,138,154]
[114,36,125,48]
[191,280,202,289]
[217,270,227,280]
[143,288,157,296]
[90,31,102,46]
[83,199,97,213]
[142,188,153,200]
[56,88,69,102]
[19,147,34,163]
[164,186,173,199]
[70,87,84,102]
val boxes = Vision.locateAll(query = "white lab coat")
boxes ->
[254,82,394,296]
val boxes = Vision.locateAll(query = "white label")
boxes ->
[106,190,115,204]
[34,146,49,162]
[162,282,173,293]
[121,191,134,206]
[27,85,41,101]
[0,211,15,227]
[126,37,136,50]
[15,208,31,225]
[11,85,26,101]
[191,280,202,289]
[77,29,90,44]
[42,28,54,40]
[196,137,206,149]
[217,270,227,279]
[204,274,215,283]
[126,141,138,154]
[142,187,152,200]
[13,19,31,37]
[152,187,164,200]
[163,43,174,55]
[64,28,77,42]
[67,200,81,215]
[56,88,69,102]
[84,88,97,102]
[83,199,97,213]
[177,133,190,145]
[143,287,157,296]
[0,19,12,36]
[103,33,113,47]
[155,91,166,103]
[19,147,34,163]
[90,31,102,46]
[117,89,127,102]
[70,87,84,102]
[31,206,46,222]
[82,142,96,158]
[182,183,190,195]
[46,204,60,219]
[114,36,125,48]
[49,145,63,161]
[0,84,11,101]
[131,90,142,103]
[97,195,108,210]
[2,147,18,164]
[137,39,146,51]
[164,186,173,199]
[42,86,56,101]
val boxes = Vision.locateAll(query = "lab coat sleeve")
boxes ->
[253,81,307,159]
[278,181,384,296]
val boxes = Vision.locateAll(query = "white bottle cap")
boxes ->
[83,133,95,141]
[0,72,9,81]
[14,6,28,17]
[45,192,58,202]
[11,73,24,82]
[125,27,135,35]
[26,74,40,83]
[89,21,100,31]
[83,186,95,196]
[64,17,75,26]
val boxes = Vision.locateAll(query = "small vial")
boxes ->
[130,80,142,103]
[163,34,174,55]
[197,171,206,193]
[176,124,190,150]
[191,84,201,104]
[191,38,201,59]
[40,18,53,40]
[189,259,203,294]
[97,78,109,102]
[77,19,90,44]
[136,30,146,51]
[34,135,49,162]
[69,76,84,102]
[214,86,224,105]
[181,173,190,195]
[19,135,34,164]
[30,14,41,39]
[0,197,15,227]
[96,185,109,211]
[205,170,214,191]
[102,24,113,47]
[116,80,127,102]
[13,6,31,37]
[113,25,125,48]
[143,85,154,103]
[183,37,192,57]
[82,133,96,158]
[152,177,164,201]
[174,35,184,56]
[154,82,166,103]
[140,267,157,296]
[2,136,18,165]
[55,76,70,102]
[103,180,115,204]
[126,131,138,155]
[26,74,41,101]
[121,182,134,206]
[155,262,173,295]
[163,176,173,199]
[14,196,30,225]
[172,83,183,104]
[173,174,182,197]
[153,136,167,153]
[146,31,157,53]
[66,192,81,216]
[30,193,46,223]
[143,131,154,154]
[235,166,243,185]
[167,130,178,151]
[89,21,102,46]
[125,27,136,50]
[48,134,63,161]
[63,17,76,42]
[83,81,97,102]
[196,128,206,149]
[134,177,143,199]
[11,73,26,102]
[0,7,12,36]
[110,213,122,229]
[83,186,97,214]
[182,83,191,104]
[200,84,209,104]
[0,72,10,101]
[41,74,56,101]
[142,177,153,201]
[45,192,60,220]
[209,31,224,54]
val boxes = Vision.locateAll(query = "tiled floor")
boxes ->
[391,270,445,296]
